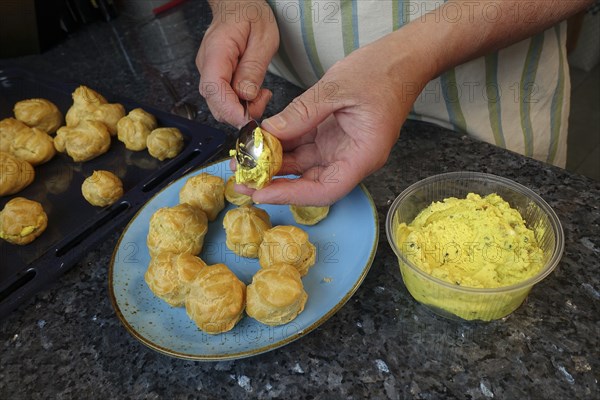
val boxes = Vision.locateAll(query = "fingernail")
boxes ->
[264,115,286,131]
[240,81,258,99]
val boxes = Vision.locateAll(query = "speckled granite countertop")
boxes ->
[1,2,598,399]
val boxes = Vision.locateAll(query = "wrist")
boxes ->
[367,27,439,106]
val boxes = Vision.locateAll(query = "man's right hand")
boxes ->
[196,0,279,128]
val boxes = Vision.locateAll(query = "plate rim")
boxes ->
[108,159,379,361]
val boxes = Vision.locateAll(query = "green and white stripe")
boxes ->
[519,33,545,157]
[485,53,506,148]
[548,23,566,165]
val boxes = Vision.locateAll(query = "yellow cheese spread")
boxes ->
[395,193,545,289]
[231,127,280,189]
[20,225,36,237]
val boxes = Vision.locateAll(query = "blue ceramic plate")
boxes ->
[109,159,378,360]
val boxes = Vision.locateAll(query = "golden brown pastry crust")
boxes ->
[81,170,124,207]
[259,225,316,276]
[65,86,106,127]
[144,252,207,307]
[185,263,246,334]
[54,120,111,162]
[179,173,225,221]
[223,205,272,258]
[289,205,330,226]
[116,108,157,151]
[146,127,184,161]
[0,197,47,245]
[146,203,208,258]
[65,86,125,135]
[0,151,35,196]
[91,104,126,136]
[13,98,63,134]
[0,118,29,153]
[224,175,253,206]
[246,263,308,326]
[9,127,55,166]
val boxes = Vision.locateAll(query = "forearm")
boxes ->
[385,0,593,84]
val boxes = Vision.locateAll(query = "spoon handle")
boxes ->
[243,99,251,123]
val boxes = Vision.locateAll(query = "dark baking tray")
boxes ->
[0,65,227,319]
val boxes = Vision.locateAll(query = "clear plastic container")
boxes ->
[385,172,564,321]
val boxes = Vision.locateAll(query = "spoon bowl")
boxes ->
[235,101,263,169]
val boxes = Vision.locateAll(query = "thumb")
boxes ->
[261,82,341,141]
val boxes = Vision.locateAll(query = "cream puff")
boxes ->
[146,127,184,161]
[0,197,47,245]
[224,175,253,206]
[185,263,246,334]
[0,118,28,153]
[0,151,35,196]
[259,225,316,276]
[81,170,124,207]
[246,263,308,326]
[117,108,157,151]
[9,127,55,166]
[146,203,208,258]
[289,205,330,226]
[65,85,125,135]
[223,205,272,258]
[13,98,63,134]
[179,173,225,221]
[144,252,207,307]
[54,120,111,162]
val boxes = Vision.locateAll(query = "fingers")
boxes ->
[277,143,322,175]
[228,149,346,206]
[198,37,247,127]
[233,183,255,197]
[232,51,273,102]
[197,53,271,127]
[233,6,279,102]
[252,162,359,206]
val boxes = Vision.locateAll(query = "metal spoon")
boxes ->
[159,73,198,120]
[235,100,263,169]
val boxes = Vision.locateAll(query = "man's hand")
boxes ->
[197,0,279,128]
[236,29,435,206]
